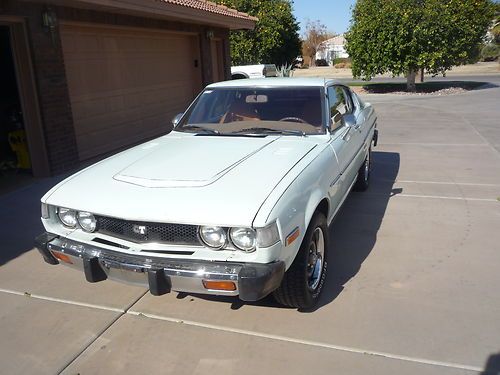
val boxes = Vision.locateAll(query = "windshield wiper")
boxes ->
[182,125,220,135]
[233,127,305,136]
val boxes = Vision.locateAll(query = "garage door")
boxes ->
[60,24,202,160]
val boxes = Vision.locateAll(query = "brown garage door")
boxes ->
[60,23,202,160]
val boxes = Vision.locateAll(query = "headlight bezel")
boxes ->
[77,211,97,233]
[55,207,97,232]
[198,222,281,252]
[198,226,228,250]
[57,207,78,228]
[229,227,257,252]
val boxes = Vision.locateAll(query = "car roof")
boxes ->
[207,77,341,89]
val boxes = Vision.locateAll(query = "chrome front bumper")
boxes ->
[35,232,285,301]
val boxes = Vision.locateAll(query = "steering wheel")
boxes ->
[278,116,308,123]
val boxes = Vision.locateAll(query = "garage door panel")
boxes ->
[75,107,153,136]
[65,57,195,99]
[71,82,191,131]
[73,93,189,136]
[78,116,166,160]
[64,54,195,94]
[61,24,202,160]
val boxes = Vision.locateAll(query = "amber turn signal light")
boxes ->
[51,251,73,264]
[285,227,300,246]
[202,280,236,291]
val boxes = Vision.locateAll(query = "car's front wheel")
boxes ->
[273,212,328,309]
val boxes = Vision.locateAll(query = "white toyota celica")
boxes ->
[36,78,378,309]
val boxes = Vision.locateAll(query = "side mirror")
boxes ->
[171,113,184,127]
[342,113,357,128]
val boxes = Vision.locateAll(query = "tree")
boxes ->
[215,0,301,66]
[301,20,333,66]
[489,3,500,44]
[345,0,494,91]
[481,3,500,61]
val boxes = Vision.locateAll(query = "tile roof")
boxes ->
[157,0,258,21]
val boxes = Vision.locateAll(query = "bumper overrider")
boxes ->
[35,232,285,301]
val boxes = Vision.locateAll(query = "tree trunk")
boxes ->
[420,68,424,83]
[406,70,417,92]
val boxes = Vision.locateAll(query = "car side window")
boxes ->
[327,86,352,131]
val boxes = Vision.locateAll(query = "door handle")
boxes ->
[342,127,351,141]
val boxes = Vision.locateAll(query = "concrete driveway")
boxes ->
[1,82,499,375]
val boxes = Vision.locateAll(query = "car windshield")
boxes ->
[176,87,325,135]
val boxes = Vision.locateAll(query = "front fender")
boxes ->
[304,190,328,232]
[253,143,337,269]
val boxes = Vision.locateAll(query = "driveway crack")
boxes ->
[55,289,149,375]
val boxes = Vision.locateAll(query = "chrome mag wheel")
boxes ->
[364,149,371,182]
[307,227,325,291]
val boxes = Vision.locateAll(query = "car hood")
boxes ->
[113,135,276,187]
[44,133,320,227]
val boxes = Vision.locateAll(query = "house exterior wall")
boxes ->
[0,0,231,176]
[316,35,349,64]
[316,44,349,63]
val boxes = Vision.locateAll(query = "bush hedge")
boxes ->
[481,44,500,61]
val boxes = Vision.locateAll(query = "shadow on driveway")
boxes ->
[356,81,497,94]
[481,352,500,375]
[302,151,401,312]
[0,176,65,266]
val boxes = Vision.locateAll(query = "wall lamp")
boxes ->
[42,8,58,46]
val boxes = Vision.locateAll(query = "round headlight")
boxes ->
[58,207,77,228]
[77,211,97,232]
[230,227,256,252]
[199,226,227,249]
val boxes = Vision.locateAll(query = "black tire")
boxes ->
[273,212,329,309]
[353,147,371,192]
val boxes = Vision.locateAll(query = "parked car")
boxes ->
[231,64,277,79]
[36,78,378,309]
[315,58,329,67]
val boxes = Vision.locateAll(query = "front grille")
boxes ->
[95,216,200,246]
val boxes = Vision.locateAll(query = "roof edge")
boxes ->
[24,0,257,30]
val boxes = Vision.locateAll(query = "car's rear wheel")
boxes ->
[273,212,328,309]
[353,147,371,192]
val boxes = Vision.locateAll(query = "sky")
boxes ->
[293,0,500,36]
[292,0,357,36]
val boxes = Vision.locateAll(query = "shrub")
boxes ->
[481,44,500,61]
[276,63,294,77]
[332,57,351,65]
[334,62,352,69]
[493,24,500,44]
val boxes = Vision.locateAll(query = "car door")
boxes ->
[327,85,360,205]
